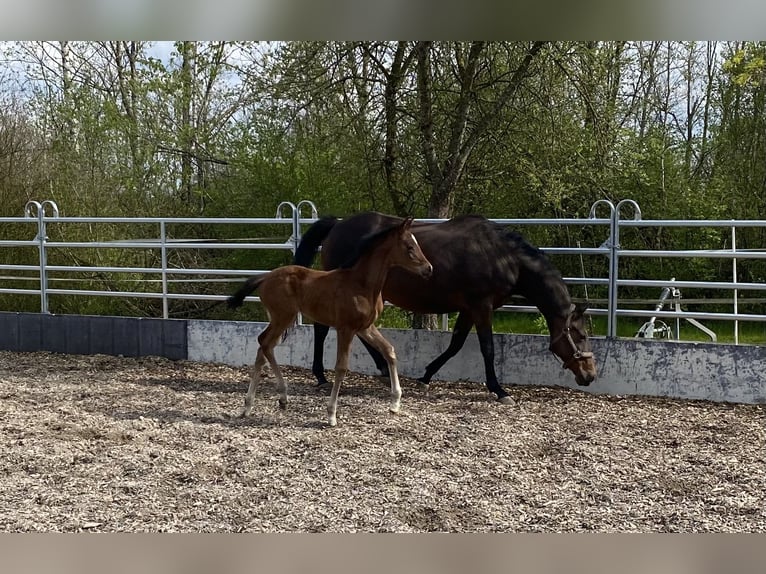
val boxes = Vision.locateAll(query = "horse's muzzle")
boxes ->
[575,372,596,386]
[420,263,434,278]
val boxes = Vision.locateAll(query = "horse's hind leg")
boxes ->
[312,322,332,387]
[359,325,402,415]
[327,328,354,427]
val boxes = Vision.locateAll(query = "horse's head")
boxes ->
[391,217,433,278]
[548,302,597,386]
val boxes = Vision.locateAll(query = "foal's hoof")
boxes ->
[278,400,287,410]
[389,403,401,415]
[375,374,391,386]
[327,417,337,427]
[236,406,251,418]
[497,395,516,406]
[416,382,430,393]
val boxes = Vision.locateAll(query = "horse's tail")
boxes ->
[293,215,339,267]
[227,275,267,309]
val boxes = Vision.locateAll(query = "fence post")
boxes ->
[275,201,298,254]
[24,200,59,314]
[275,201,300,324]
[589,199,641,338]
[589,200,617,337]
[160,221,169,319]
[732,224,738,344]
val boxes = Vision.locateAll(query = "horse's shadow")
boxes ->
[110,373,402,430]
[111,405,329,430]
[130,375,246,395]
[132,371,408,400]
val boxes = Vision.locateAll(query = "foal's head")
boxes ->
[387,217,433,278]
[548,302,597,386]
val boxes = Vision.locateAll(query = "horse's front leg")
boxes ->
[327,328,354,427]
[359,325,402,415]
[474,316,513,404]
[418,311,473,386]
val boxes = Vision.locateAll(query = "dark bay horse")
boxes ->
[294,212,597,403]
[227,217,433,427]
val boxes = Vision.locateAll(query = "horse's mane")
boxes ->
[503,228,560,275]
[339,221,401,269]
[501,227,571,316]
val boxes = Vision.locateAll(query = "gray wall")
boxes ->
[1,312,764,404]
[0,312,187,360]
[187,319,766,404]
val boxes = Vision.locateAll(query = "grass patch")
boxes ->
[373,308,766,345]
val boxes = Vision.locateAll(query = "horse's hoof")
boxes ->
[237,407,251,418]
[389,403,401,415]
[498,395,516,406]
[327,417,337,427]
[278,400,287,410]
[417,382,430,392]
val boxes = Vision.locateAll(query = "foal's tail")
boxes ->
[293,215,339,267]
[227,275,267,309]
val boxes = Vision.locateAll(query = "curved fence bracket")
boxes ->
[588,198,642,338]
[296,200,318,220]
[24,200,60,314]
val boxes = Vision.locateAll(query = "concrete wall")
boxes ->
[1,312,764,404]
[187,319,766,405]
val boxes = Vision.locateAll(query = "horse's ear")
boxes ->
[401,216,414,230]
[573,302,588,317]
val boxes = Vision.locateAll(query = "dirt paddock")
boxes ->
[0,350,763,532]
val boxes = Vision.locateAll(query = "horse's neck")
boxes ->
[516,265,572,327]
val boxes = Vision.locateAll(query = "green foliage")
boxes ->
[0,41,764,324]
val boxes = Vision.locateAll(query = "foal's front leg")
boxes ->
[327,329,354,427]
[358,325,402,415]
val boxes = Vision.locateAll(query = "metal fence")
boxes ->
[1,198,765,344]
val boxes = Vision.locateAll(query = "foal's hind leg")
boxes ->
[238,319,290,417]
[358,337,390,380]
[358,325,402,415]
[239,347,267,417]
[263,342,289,410]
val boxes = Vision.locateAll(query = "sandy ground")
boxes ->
[0,350,763,532]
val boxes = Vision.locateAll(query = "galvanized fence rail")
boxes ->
[1,198,765,344]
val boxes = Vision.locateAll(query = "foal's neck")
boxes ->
[346,242,396,296]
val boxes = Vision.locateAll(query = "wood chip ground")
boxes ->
[0,351,763,532]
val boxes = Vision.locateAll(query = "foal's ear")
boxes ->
[573,302,588,317]
[400,216,414,230]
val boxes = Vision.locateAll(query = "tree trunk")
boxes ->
[180,41,195,203]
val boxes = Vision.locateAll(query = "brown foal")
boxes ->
[227,217,433,426]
